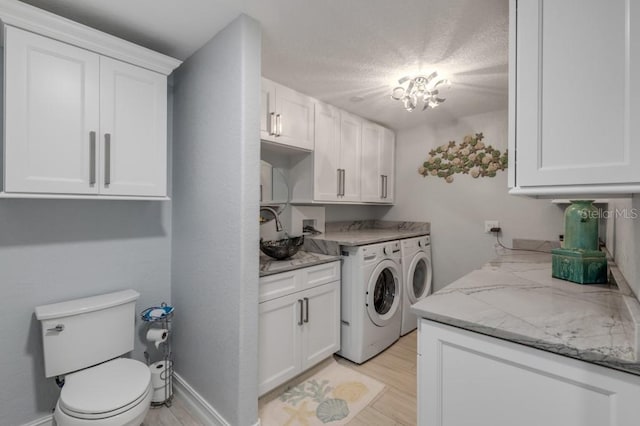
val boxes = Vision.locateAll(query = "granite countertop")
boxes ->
[259,250,341,277]
[412,247,640,376]
[305,220,430,255]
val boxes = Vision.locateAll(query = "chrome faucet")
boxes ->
[260,206,283,232]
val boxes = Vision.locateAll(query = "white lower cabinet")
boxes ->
[259,262,341,396]
[418,320,640,426]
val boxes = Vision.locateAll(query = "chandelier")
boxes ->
[391,72,449,111]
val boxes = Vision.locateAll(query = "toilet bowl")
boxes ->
[54,358,152,426]
[35,290,151,426]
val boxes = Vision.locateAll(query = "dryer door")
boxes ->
[406,252,432,304]
[366,259,400,327]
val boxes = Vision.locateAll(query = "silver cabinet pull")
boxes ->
[341,169,346,196]
[269,112,276,135]
[276,114,282,137]
[104,133,111,186]
[89,131,96,186]
[304,297,309,323]
[337,169,341,196]
[383,175,388,199]
[380,174,385,199]
[298,299,304,326]
[47,324,64,332]
[260,184,263,202]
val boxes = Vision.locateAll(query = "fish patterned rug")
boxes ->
[259,360,385,425]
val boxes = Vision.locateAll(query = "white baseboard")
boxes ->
[21,415,54,426]
[173,373,230,426]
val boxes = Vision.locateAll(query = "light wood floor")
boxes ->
[145,331,417,425]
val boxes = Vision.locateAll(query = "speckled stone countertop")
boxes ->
[305,220,430,255]
[412,247,640,376]
[259,250,341,277]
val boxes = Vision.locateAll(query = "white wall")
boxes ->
[171,14,260,426]
[608,197,640,300]
[0,206,172,426]
[384,110,564,290]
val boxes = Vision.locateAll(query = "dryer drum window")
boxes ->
[373,268,396,315]
[413,259,428,297]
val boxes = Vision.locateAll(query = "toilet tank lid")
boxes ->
[35,290,140,321]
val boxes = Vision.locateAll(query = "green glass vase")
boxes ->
[563,200,598,251]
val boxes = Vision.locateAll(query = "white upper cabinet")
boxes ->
[291,99,394,204]
[313,103,342,201]
[261,78,314,151]
[0,2,180,199]
[99,57,167,197]
[4,26,101,195]
[338,111,362,202]
[361,121,395,203]
[312,104,362,202]
[510,0,640,195]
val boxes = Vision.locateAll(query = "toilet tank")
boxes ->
[35,289,140,378]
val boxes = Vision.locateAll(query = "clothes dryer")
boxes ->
[400,235,433,335]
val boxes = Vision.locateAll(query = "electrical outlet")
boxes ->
[484,220,500,233]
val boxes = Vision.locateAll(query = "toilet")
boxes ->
[35,290,152,426]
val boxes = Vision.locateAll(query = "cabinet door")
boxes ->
[274,84,314,151]
[313,103,341,201]
[260,78,277,142]
[301,281,340,370]
[259,292,302,396]
[4,26,100,194]
[419,320,640,426]
[515,0,640,189]
[99,57,167,196]
[339,112,362,202]
[361,122,382,202]
[379,128,395,203]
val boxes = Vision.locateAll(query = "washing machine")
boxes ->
[400,235,433,335]
[339,240,402,364]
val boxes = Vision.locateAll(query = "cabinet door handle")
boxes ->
[104,133,111,186]
[337,169,341,196]
[89,131,96,186]
[298,299,304,326]
[276,114,282,137]
[260,184,263,202]
[383,175,388,199]
[380,174,384,199]
[269,112,276,135]
[341,169,346,196]
[303,297,309,323]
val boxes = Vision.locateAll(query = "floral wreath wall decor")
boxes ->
[418,132,508,183]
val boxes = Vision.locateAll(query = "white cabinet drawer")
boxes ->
[259,271,298,303]
[299,261,340,291]
[259,261,341,302]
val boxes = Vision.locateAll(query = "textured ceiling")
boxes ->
[18,0,509,131]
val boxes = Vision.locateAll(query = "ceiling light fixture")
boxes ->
[391,72,449,112]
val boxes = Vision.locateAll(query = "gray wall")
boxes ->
[0,202,172,426]
[171,14,260,426]
[607,197,640,301]
[0,49,173,425]
[384,110,564,290]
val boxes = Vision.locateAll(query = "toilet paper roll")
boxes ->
[149,360,173,403]
[146,328,168,349]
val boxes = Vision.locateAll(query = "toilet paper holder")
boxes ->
[141,302,174,407]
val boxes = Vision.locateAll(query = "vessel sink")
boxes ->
[260,236,304,260]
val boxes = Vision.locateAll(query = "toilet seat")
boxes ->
[58,358,151,420]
